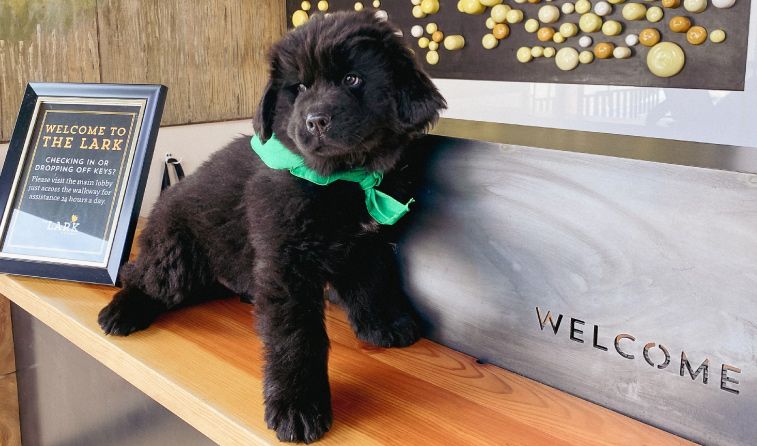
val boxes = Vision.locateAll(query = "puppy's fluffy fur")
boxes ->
[98,10,445,443]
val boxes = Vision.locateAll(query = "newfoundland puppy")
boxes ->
[98,9,445,444]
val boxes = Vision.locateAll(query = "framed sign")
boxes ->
[0,83,167,285]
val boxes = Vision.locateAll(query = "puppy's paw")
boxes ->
[355,312,420,348]
[265,398,333,444]
[98,287,165,336]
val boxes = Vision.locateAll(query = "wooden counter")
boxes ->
[0,269,699,446]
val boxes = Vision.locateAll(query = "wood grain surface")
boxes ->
[0,374,21,446]
[0,264,698,445]
[0,0,100,141]
[0,295,14,376]
[0,0,286,141]
[96,0,284,127]
[0,295,20,446]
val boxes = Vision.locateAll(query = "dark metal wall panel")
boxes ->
[11,304,217,446]
[398,135,757,446]
[286,1,750,90]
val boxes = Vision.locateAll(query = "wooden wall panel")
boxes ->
[97,0,284,126]
[0,296,20,446]
[0,0,286,142]
[0,375,21,446]
[0,1,101,141]
[0,295,14,376]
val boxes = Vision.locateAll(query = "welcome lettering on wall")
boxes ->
[536,307,742,395]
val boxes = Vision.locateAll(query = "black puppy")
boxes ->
[98,9,445,444]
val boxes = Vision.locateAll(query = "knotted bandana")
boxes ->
[250,134,413,225]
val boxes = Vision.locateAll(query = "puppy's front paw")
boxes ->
[265,397,333,444]
[98,287,165,336]
[355,312,420,348]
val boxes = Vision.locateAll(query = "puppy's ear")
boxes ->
[253,79,278,143]
[393,50,447,136]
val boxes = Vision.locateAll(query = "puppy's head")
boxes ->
[254,10,446,176]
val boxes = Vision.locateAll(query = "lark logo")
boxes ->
[536,307,742,395]
[46,214,80,232]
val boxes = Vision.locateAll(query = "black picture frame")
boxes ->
[0,83,167,285]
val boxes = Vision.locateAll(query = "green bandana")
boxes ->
[250,134,413,225]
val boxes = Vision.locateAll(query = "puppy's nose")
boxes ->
[306,113,332,136]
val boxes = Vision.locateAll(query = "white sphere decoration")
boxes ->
[562,2,575,14]
[594,1,612,16]
[411,0,421,5]
[712,0,735,7]
[411,25,424,38]
[555,47,580,71]
[538,5,561,23]
[683,0,707,13]
[613,47,631,59]
[579,35,593,48]
[625,33,639,46]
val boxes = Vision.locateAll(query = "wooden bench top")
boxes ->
[0,261,699,445]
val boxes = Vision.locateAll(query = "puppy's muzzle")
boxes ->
[306,113,332,136]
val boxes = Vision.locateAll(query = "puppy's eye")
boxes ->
[298,84,308,93]
[344,74,363,88]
